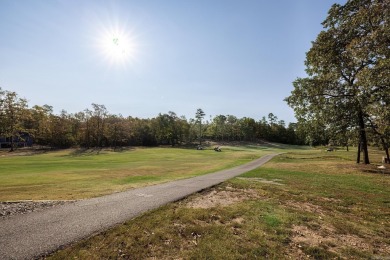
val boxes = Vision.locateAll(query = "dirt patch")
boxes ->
[283,197,390,257]
[232,216,244,224]
[185,186,260,209]
[317,196,342,203]
[292,224,364,250]
[285,200,326,216]
[290,224,390,257]
[237,177,284,185]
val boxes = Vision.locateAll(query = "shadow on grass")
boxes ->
[361,167,390,175]
[67,147,136,157]
[112,147,136,153]
[0,147,51,157]
[67,148,102,156]
[283,155,352,160]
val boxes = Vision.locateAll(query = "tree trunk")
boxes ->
[113,125,117,148]
[199,123,202,145]
[380,136,390,163]
[357,141,361,163]
[357,110,370,164]
[86,120,90,148]
[10,135,14,152]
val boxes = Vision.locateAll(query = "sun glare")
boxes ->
[97,26,137,67]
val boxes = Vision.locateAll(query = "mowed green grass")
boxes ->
[0,146,282,201]
[48,148,390,259]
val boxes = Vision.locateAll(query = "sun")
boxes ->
[97,27,137,67]
[102,33,131,61]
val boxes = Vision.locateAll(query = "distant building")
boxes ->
[0,132,33,148]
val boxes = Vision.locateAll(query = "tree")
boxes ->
[209,115,227,141]
[130,117,156,146]
[257,116,269,140]
[90,104,108,147]
[49,110,76,148]
[153,112,180,146]
[105,114,128,147]
[239,117,256,141]
[83,109,92,148]
[29,105,53,145]
[0,90,28,151]
[195,108,205,145]
[286,0,390,164]
[268,113,277,127]
[177,116,190,144]
[0,87,6,136]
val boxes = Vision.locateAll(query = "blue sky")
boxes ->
[0,0,346,123]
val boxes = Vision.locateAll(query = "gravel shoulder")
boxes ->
[0,201,76,219]
[0,154,278,260]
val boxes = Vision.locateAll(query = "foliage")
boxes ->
[286,0,390,164]
[0,88,303,149]
[0,89,28,151]
[195,108,205,145]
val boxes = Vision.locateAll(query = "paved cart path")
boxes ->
[0,154,278,260]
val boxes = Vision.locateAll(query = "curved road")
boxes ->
[0,154,278,260]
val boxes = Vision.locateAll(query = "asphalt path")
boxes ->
[0,153,278,260]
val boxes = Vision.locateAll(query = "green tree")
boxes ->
[130,117,156,146]
[286,0,389,164]
[29,105,53,145]
[209,115,227,141]
[105,114,128,147]
[195,108,205,145]
[267,113,277,127]
[177,115,190,144]
[0,88,4,136]
[153,112,179,146]
[239,117,256,141]
[0,90,28,151]
[256,116,269,140]
[90,104,108,147]
[49,110,75,148]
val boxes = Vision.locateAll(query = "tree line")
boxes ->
[286,0,389,164]
[2,1,388,164]
[0,87,304,150]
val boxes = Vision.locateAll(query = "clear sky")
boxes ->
[0,0,346,123]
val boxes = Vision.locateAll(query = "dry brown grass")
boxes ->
[185,185,261,209]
